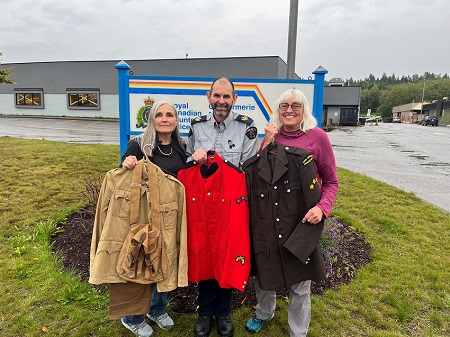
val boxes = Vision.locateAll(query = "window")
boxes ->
[66,88,100,110]
[14,89,44,109]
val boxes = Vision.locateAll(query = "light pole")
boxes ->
[420,81,425,120]
[287,0,299,79]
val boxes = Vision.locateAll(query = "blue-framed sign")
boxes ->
[116,61,327,157]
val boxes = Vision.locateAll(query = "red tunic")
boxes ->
[178,152,251,292]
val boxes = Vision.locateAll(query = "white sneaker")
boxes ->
[121,318,154,337]
[146,312,174,330]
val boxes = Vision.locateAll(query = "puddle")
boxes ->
[420,162,450,167]
[332,145,355,148]
[409,154,429,160]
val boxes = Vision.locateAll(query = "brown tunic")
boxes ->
[242,142,326,291]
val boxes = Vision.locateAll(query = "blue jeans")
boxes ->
[122,285,168,324]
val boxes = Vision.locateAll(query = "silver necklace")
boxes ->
[157,145,173,156]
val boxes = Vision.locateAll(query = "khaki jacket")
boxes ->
[89,160,188,292]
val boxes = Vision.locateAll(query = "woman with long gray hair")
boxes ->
[120,100,187,337]
[122,100,186,176]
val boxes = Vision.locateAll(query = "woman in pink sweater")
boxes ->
[245,88,339,337]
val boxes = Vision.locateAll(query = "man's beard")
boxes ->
[213,102,232,117]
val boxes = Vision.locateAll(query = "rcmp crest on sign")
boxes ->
[136,96,155,128]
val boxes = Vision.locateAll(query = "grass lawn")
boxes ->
[0,136,449,337]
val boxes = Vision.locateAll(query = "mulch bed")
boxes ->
[51,207,371,313]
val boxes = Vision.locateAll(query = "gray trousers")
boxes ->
[254,277,311,337]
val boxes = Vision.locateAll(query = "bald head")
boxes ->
[210,77,235,96]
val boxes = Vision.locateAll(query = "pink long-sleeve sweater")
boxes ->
[263,126,339,217]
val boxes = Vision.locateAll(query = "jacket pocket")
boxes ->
[160,202,178,230]
[252,190,269,219]
[111,189,131,218]
[281,182,305,215]
[253,240,270,257]
[212,193,231,221]
[195,137,213,152]
[95,240,123,256]
[186,193,204,221]
[91,241,123,280]
[116,224,168,284]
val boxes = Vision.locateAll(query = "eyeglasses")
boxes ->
[279,103,303,111]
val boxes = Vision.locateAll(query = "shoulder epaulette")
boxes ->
[180,161,197,170]
[284,146,314,165]
[235,114,254,126]
[190,115,209,125]
[223,159,243,174]
[242,152,261,170]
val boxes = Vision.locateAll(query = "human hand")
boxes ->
[260,123,279,149]
[264,123,278,143]
[122,155,138,170]
[192,148,207,164]
[302,206,323,224]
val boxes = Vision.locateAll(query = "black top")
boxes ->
[121,136,187,177]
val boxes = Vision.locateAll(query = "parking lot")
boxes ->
[0,115,119,144]
[327,122,450,212]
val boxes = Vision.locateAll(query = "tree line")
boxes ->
[0,52,15,85]
[340,72,450,118]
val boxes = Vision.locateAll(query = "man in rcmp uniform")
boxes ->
[186,77,258,168]
[186,77,258,337]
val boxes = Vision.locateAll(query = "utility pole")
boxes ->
[287,0,299,79]
[420,81,425,120]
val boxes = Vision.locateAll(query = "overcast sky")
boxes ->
[1,0,449,81]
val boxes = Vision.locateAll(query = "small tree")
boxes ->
[0,52,15,84]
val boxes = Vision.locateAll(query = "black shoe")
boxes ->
[194,316,212,337]
[216,316,234,337]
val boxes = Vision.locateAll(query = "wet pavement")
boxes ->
[1,115,449,212]
[0,115,119,144]
[327,122,450,213]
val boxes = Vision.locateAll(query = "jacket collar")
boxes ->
[257,142,289,185]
